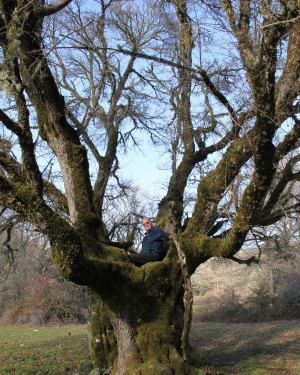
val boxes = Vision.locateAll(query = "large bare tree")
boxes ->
[0,0,299,374]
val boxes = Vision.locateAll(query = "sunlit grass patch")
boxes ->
[0,325,92,374]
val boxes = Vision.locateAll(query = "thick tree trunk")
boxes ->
[88,260,197,375]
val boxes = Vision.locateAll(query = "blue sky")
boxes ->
[118,138,171,197]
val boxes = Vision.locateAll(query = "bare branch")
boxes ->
[35,0,73,18]
[229,255,259,266]
[262,155,300,216]
[275,119,300,160]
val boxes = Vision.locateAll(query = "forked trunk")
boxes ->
[88,261,197,375]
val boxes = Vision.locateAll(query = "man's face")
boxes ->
[142,218,152,232]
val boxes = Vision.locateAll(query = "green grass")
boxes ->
[0,325,92,374]
[0,320,299,374]
[191,320,300,374]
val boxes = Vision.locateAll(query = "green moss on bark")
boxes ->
[89,290,118,370]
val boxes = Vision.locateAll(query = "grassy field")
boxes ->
[0,320,299,374]
[190,320,300,374]
[0,325,92,374]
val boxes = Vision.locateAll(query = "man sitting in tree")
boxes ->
[129,217,172,266]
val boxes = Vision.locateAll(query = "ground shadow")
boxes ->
[190,319,300,368]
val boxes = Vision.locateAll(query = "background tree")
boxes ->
[0,1,299,374]
[0,216,89,325]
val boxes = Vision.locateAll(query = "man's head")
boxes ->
[142,217,153,232]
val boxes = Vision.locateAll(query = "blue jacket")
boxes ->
[141,226,170,258]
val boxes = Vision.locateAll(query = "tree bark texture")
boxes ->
[87,257,196,375]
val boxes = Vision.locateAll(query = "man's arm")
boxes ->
[153,227,172,241]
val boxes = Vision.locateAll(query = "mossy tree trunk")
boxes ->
[86,252,196,375]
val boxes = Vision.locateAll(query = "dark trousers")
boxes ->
[128,252,159,266]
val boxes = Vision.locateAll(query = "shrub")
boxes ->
[193,272,300,323]
[2,275,88,325]
[273,271,300,319]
